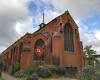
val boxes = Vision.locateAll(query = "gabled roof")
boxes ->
[32,10,78,35]
[1,10,79,55]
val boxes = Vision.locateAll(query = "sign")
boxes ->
[34,46,44,57]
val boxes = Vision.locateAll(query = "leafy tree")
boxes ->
[84,45,96,65]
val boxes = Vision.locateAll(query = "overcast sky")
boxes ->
[0,0,100,54]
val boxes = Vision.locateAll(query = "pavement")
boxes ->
[2,72,17,80]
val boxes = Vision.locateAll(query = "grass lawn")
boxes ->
[0,77,4,80]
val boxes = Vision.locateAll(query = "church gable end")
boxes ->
[1,11,85,70]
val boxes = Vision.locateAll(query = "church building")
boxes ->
[0,11,85,71]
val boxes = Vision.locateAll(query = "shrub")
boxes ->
[37,66,52,78]
[50,67,66,76]
[38,65,77,77]
[14,70,26,78]
[44,65,66,76]
[77,64,100,80]
[77,65,95,80]
[24,68,36,76]
[26,73,39,80]
[14,68,36,78]
[65,67,77,77]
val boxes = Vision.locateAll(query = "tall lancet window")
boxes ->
[64,23,74,52]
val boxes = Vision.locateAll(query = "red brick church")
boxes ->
[0,11,85,71]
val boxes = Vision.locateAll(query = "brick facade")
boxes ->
[0,11,85,71]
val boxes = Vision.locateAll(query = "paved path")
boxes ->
[2,72,17,80]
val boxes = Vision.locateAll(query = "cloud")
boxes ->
[0,0,100,55]
[0,46,6,54]
[0,0,32,53]
[44,10,60,23]
[76,20,100,54]
[50,0,100,19]
[15,16,38,36]
[95,30,100,41]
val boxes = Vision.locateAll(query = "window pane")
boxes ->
[64,23,74,52]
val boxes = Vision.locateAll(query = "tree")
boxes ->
[84,45,96,65]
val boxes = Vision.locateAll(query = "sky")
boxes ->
[0,0,100,54]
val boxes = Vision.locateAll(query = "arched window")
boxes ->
[33,39,45,61]
[35,39,45,47]
[64,23,74,52]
